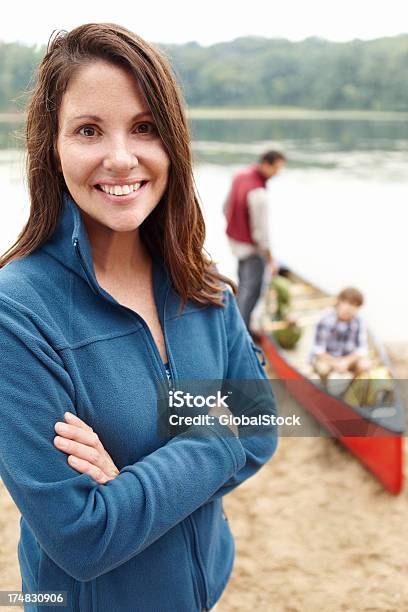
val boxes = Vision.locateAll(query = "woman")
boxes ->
[0,23,278,612]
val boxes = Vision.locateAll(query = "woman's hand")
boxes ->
[54,412,119,484]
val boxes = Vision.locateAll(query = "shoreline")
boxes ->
[188,108,408,121]
[2,108,408,124]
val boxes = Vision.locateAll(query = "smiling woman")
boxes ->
[0,23,277,612]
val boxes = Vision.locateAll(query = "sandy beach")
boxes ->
[1,342,407,611]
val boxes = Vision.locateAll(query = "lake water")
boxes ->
[1,116,407,342]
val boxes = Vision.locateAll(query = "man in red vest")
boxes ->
[224,150,286,338]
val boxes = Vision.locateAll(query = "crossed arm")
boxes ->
[54,403,239,485]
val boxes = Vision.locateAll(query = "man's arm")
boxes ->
[247,188,274,264]
[223,193,231,218]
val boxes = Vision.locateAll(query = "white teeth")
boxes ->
[99,182,144,195]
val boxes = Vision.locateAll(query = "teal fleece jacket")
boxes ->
[0,192,278,612]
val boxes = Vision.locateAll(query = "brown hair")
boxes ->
[260,151,286,164]
[0,23,236,309]
[337,287,364,307]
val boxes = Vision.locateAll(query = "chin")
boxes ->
[107,212,151,233]
[106,220,144,233]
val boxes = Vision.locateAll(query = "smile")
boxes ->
[96,181,147,196]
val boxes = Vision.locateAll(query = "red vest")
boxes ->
[225,165,267,244]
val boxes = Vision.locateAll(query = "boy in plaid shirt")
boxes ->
[311,287,371,382]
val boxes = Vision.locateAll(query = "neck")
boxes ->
[82,214,150,279]
[255,164,268,180]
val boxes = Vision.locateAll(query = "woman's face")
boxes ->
[56,60,170,233]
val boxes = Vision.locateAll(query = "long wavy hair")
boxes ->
[0,23,236,308]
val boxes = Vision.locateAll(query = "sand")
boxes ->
[1,342,407,611]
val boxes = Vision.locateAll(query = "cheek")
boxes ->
[341,306,354,319]
[158,157,171,183]
[59,159,87,189]
[58,144,98,185]
[337,305,345,318]
[162,158,171,184]
[153,160,170,197]
[151,143,171,180]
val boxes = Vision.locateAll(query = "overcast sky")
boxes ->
[1,0,407,46]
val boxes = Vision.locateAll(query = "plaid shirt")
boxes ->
[311,308,368,359]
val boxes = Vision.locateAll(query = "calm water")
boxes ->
[1,116,407,341]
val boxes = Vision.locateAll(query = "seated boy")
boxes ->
[311,287,371,384]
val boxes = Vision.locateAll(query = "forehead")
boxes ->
[59,60,149,120]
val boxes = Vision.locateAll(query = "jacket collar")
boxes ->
[42,191,170,305]
[250,164,268,186]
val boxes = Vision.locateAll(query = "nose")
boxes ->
[102,137,138,174]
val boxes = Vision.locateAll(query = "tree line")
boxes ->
[1,34,408,113]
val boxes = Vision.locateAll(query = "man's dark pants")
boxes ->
[236,254,265,330]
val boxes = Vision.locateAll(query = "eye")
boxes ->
[78,126,97,137]
[135,122,157,135]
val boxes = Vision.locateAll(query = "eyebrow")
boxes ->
[67,111,153,125]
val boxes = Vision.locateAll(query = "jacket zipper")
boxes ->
[74,238,172,384]
[71,579,79,612]
[73,239,99,295]
[75,240,208,606]
[186,515,209,609]
[160,284,210,608]
[162,280,174,384]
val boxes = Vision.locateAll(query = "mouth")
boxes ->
[95,181,148,196]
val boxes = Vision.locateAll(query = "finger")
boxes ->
[64,411,94,432]
[54,422,100,449]
[54,436,101,466]
[67,455,109,484]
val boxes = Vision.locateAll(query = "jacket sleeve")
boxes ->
[0,297,246,582]
[204,288,278,503]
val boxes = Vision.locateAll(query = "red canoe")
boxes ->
[258,270,405,495]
